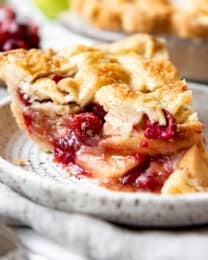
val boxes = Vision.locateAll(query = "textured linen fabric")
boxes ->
[0,182,208,260]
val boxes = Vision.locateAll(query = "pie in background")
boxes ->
[172,0,208,38]
[71,0,173,33]
[71,0,208,39]
[0,34,208,194]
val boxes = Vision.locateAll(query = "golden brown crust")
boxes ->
[99,34,169,60]
[0,35,195,134]
[162,145,208,194]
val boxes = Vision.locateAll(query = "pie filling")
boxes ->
[17,86,199,193]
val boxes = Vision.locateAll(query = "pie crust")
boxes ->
[0,34,208,194]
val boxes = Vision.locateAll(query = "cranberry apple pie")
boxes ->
[1,34,208,194]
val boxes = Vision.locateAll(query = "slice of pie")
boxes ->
[71,0,173,34]
[0,34,208,194]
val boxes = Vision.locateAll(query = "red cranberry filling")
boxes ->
[19,90,175,193]
[134,152,147,165]
[120,155,173,192]
[53,112,104,166]
[85,102,107,122]
[50,74,64,83]
[53,133,81,166]
[23,112,32,129]
[73,113,103,146]
[144,109,176,140]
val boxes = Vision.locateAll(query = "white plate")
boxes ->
[0,84,8,102]
[0,83,208,227]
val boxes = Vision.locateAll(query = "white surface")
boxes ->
[14,228,86,260]
[9,0,95,49]
[0,182,208,260]
[0,86,7,99]
[1,182,208,260]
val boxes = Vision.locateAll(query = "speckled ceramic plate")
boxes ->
[0,84,8,102]
[0,83,208,227]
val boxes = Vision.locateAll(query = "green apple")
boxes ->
[33,0,69,19]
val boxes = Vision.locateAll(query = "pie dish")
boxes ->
[71,0,208,39]
[0,34,208,195]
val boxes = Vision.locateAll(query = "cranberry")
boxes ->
[0,5,16,21]
[85,102,106,122]
[53,134,80,166]
[0,20,26,39]
[50,74,64,83]
[17,88,31,106]
[26,22,40,48]
[144,110,176,140]
[0,6,40,51]
[120,155,173,192]
[2,39,29,51]
[73,113,103,146]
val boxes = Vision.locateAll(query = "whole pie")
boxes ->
[71,0,208,38]
[1,34,208,194]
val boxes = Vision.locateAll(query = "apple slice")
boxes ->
[76,152,138,179]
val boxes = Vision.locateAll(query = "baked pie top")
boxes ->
[0,34,196,136]
[0,34,207,194]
